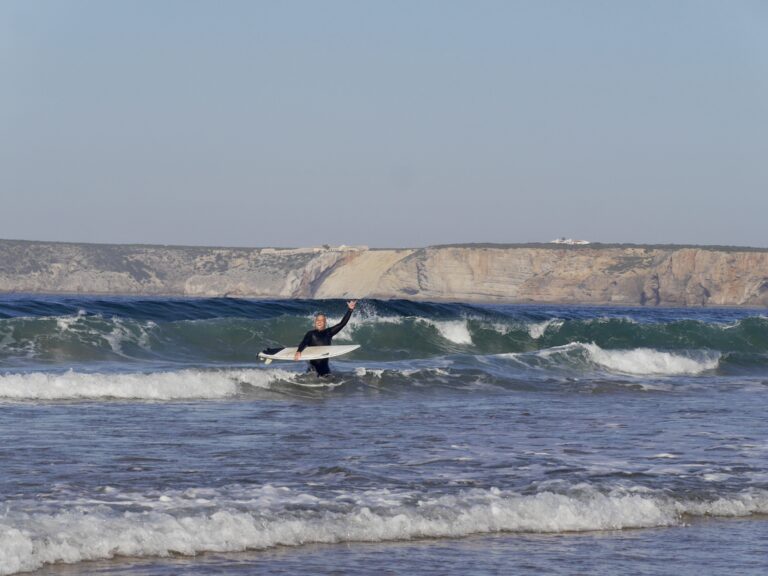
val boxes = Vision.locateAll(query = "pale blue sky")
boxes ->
[2,0,767,248]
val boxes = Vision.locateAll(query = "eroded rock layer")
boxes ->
[1,240,766,306]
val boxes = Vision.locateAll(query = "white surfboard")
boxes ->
[259,344,360,364]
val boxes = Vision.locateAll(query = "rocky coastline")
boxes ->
[1,239,766,307]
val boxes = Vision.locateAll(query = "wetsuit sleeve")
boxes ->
[329,308,353,337]
[297,331,313,353]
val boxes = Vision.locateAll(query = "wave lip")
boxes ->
[1,485,767,575]
[0,368,294,401]
[419,319,474,345]
[581,343,721,375]
[526,319,564,339]
[500,343,721,376]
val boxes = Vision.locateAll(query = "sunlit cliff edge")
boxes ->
[1,240,767,307]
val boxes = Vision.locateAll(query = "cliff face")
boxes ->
[0,241,347,298]
[1,240,767,306]
[363,247,768,306]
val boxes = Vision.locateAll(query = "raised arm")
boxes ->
[329,300,357,336]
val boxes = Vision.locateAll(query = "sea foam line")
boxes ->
[1,485,766,575]
[0,368,296,400]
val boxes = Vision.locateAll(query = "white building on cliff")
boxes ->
[550,237,591,245]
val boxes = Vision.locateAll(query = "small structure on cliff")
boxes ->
[550,238,591,245]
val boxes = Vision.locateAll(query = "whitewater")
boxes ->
[1,296,767,575]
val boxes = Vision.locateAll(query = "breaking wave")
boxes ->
[497,343,721,376]
[580,343,720,375]
[0,297,765,373]
[1,483,766,575]
[0,368,296,400]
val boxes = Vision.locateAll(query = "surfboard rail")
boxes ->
[258,344,360,363]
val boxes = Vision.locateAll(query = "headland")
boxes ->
[1,239,766,306]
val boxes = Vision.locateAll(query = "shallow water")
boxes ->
[1,297,767,574]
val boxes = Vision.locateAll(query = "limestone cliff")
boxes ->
[1,240,766,306]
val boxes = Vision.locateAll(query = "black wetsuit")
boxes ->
[297,308,353,376]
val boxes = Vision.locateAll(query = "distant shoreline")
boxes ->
[1,239,767,307]
[3,237,768,252]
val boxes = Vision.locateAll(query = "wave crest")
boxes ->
[500,343,721,376]
[0,368,295,400]
[1,304,767,365]
[580,343,720,375]
[1,484,766,575]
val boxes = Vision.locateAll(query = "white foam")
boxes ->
[499,343,720,377]
[54,310,87,332]
[418,319,473,345]
[0,368,296,401]
[1,484,766,575]
[581,343,720,376]
[527,319,564,339]
[353,366,451,380]
[354,367,385,378]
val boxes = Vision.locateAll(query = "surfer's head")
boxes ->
[314,314,327,330]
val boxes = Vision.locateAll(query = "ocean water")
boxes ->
[1,296,767,575]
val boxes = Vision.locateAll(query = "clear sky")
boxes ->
[2,0,767,248]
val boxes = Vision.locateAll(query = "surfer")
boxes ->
[294,300,357,376]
